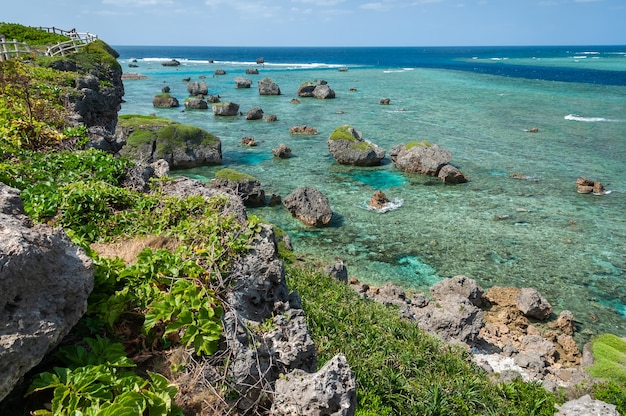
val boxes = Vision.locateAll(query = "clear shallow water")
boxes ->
[115,46,626,341]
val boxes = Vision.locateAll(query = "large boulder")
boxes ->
[516,288,553,320]
[209,168,266,207]
[258,77,281,95]
[0,184,94,402]
[327,125,385,166]
[390,141,468,183]
[390,141,451,176]
[212,102,240,116]
[234,77,252,88]
[297,81,317,97]
[117,116,222,169]
[430,275,484,307]
[313,84,336,99]
[245,107,264,120]
[284,187,333,227]
[271,354,356,416]
[184,97,208,110]
[187,81,208,96]
[152,93,180,108]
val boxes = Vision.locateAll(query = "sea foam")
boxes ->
[564,114,619,122]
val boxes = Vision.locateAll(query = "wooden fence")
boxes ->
[0,27,98,61]
[0,36,32,61]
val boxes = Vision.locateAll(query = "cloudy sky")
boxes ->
[3,0,624,46]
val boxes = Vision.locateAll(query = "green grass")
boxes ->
[329,125,359,142]
[406,140,432,150]
[286,264,559,416]
[0,23,68,46]
[589,334,626,384]
[214,167,257,182]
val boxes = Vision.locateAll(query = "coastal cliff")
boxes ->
[0,24,624,415]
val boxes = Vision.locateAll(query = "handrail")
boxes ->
[0,27,98,61]
[0,35,32,61]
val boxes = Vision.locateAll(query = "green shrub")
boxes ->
[0,23,69,46]
[329,125,359,142]
[406,140,432,149]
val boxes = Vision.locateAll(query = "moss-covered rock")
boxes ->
[153,93,180,108]
[327,125,385,166]
[210,168,265,207]
[117,115,221,169]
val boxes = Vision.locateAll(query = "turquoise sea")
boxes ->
[114,45,626,341]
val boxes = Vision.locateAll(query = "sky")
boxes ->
[2,0,625,47]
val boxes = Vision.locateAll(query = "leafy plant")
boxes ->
[27,336,183,415]
[144,279,224,356]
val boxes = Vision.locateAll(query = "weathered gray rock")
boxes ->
[184,97,208,110]
[118,122,222,169]
[223,225,317,411]
[246,68,259,75]
[297,81,317,97]
[258,77,281,95]
[555,394,619,416]
[284,187,333,227]
[438,164,469,184]
[430,275,484,307]
[234,77,252,88]
[245,107,264,120]
[273,143,292,158]
[151,159,170,178]
[65,66,124,153]
[516,288,553,320]
[290,125,318,135]
[0,184,94,402]
[152,94,180,108]
[272,354,356,416]
[187,81,208,96]
[313,84,336,99]
[411,294,484,346]
[390,142,451,176]
[212,102,240,116]
[324,262,348,283]
[327,125,385,167]
[161,59,180,66]
[120,162,155,192]
[210,174,266,207]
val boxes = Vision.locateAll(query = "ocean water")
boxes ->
[114,45,626,341]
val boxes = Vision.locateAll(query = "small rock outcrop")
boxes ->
[271,354,356,416]
[241,136,257,146]
[152,93,180,108]
[214,69,226,75]
[161,59,180,66]
[184,97,208,110]
[390,141,468,183]
[284,187,333,227]
[575,176,608,195]
[327,125,385,166]
[0,184,94,402]
[212,102,240,116]
[246,68,259,75]
[234,77,252,88]
[187,81,208,96]
[297,81,336,99]
[516,288,553,320]
[290,125,318,135]
[368,191,390,210]
[555,394,619,416]
[245,107,264,120]
[258,78,281,95]
[380,98,391,105]
[273,144,292,158]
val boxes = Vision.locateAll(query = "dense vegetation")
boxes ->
[1,23,624,415]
